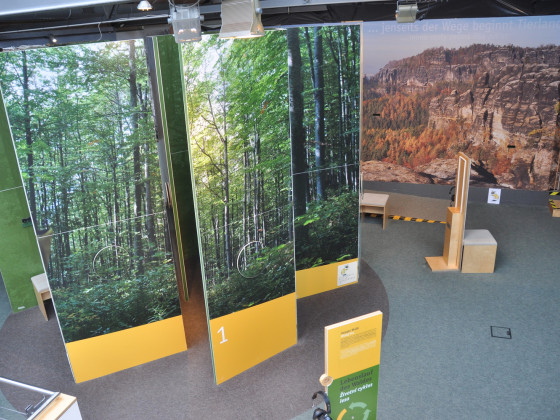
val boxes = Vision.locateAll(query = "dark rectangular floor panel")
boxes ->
[491,326,512,339]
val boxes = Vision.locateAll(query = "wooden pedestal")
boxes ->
[549,200,559,217]
[360,193,389,229]
[461,229,497,273]
[35,394,81,420]
[31,273,51,321]
[426,207,463,271]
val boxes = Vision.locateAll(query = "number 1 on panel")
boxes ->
[217,326,228,344]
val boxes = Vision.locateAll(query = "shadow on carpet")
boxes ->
[0,261,388,420]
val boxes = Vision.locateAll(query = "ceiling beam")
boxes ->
[0,0,130,17]
[0,0,390,17]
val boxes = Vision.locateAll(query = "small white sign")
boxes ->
[337,261,358,287]
[488,188,501,204]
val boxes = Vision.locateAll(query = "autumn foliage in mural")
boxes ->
[362,44,560,190]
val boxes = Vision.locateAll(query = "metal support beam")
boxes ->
[0,0,388,17]
[0,0,130,16]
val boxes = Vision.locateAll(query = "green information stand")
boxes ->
[322,311,383,419]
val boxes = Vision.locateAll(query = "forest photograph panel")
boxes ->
[182,32,295,320]
[288,25,361,272]
[361,17,560,191]
[0,40,181,343]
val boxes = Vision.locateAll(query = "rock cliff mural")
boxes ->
[362,17,560,190]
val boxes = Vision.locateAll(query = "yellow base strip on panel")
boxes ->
[209,293,297,385]
[296,258,358,299]
[66,315,187,383]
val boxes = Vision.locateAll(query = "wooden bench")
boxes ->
[31,273,51,320]
[461,229,497,273]
[360,193,389,229]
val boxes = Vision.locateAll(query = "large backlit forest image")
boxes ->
[288,25,361,272]
[183,32,294,319]
[362,19,560,190]
[0,41,181,342]
[184,26,360,318]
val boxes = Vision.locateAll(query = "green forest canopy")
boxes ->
[0,40,181,342]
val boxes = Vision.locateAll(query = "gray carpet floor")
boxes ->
[1,198,559,419]
[0,261,388,420]
[364,201,560,420]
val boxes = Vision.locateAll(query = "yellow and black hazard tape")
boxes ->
[366,213,445,224]
[549,191,559,209]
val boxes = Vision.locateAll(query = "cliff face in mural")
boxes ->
[362,44,560,190]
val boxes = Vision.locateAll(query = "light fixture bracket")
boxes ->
[219,0,264,39]
[395,1,418,23]
[170,3,202,43]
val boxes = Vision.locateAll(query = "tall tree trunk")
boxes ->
[220,78,232,276]
[22,51,37,224]
[350,28,360,190]
[58,140,71,281]
[212,215,221,282]
[253,130,260,245]
[140,88,156,256]
[341,28,352,188]
[110,109,121,248]
[243,135,250,245]
[327,30,344,189]
[129,40,144,273]
[287,28,308,241]
[223,134,231,274]
[313,27,326,200]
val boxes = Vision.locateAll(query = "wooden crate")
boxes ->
[549,200,560,217]
[461,229,497,274]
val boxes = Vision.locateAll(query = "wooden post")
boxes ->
[426,153,471,272]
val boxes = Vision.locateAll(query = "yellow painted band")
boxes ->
[296,259,358,299]
[66,315,186,383]
[326,311,382,380]
[209,293,297,384]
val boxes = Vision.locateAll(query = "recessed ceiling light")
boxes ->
[137,1,153,12]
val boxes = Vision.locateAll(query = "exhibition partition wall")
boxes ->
[289,25,361,298]
[0,41,186,382]
[181,24,361,384]
[361,16,560,192]
[182,31,297,384]
[0,25,363,385]
[0,88,44,313]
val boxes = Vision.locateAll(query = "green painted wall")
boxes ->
[0,89,43,312]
